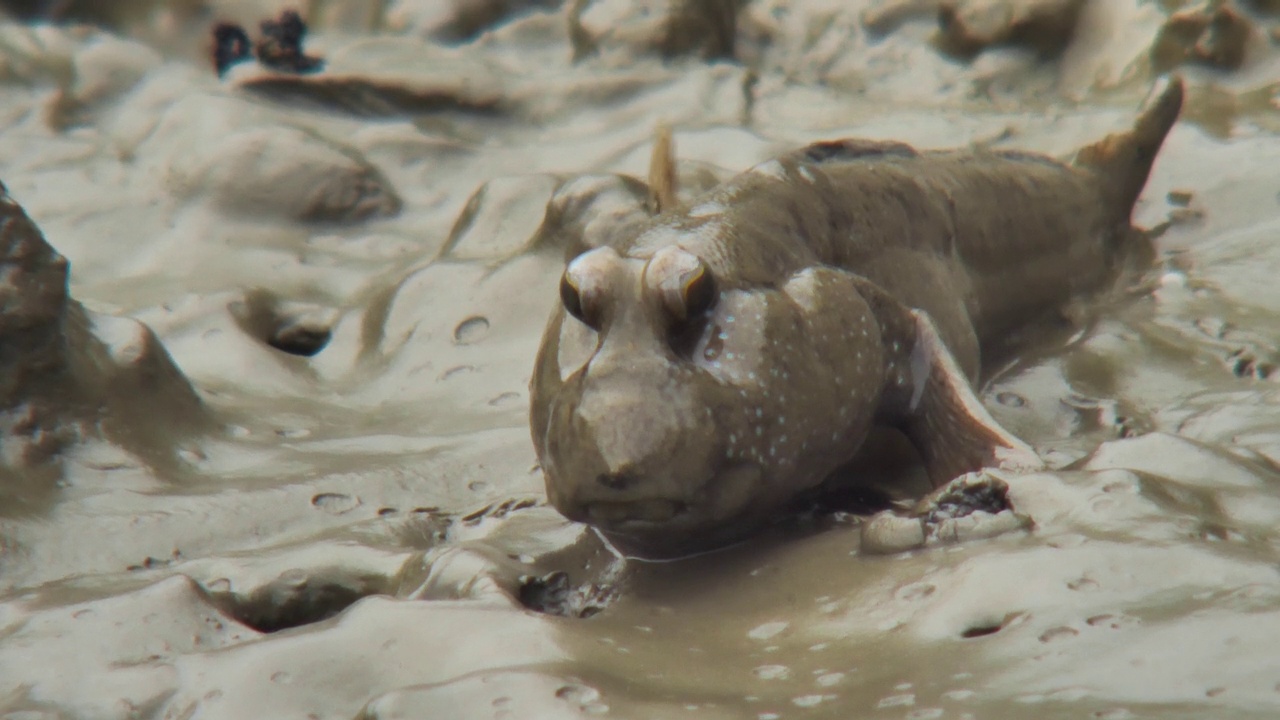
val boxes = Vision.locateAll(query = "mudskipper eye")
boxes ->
[648,247,717,323]
[671,265,716,352]
[681,264,716,320]
[650,251,717,358]
[560,273,596,328]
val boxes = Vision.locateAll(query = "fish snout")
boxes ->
[544,378,718,531]
[541,377,775,556]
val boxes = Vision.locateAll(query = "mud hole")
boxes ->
[2,0,1280,718]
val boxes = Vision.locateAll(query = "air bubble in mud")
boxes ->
[996,391,1026,407]
[440,365,477,381]
[489,391,522,407]
[311,492,362,514]
[555,684,603,706]
[1039,626,1079,643]
[454,315,491,344]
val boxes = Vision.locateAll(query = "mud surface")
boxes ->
[2,0,1280,718]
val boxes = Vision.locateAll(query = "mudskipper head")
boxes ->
[530,233,886,557]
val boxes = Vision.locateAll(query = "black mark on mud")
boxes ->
[210,10,324,78]
[212,23,253,77]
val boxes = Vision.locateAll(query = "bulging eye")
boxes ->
[560,272,595,327]
[680,264,716,320]
[648,247,717,324]
[560,247,620,330]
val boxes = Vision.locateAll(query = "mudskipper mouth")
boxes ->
[585,499,690,528]
[577,463,766,550]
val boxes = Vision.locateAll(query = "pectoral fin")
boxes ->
[899,310,1043,485]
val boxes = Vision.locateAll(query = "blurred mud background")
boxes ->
[2,0,1280,718]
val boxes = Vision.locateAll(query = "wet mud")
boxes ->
[2,0,1280,718]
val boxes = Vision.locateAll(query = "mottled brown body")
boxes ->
[531,78,1184,556]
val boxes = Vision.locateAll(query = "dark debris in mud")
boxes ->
[126,548,183,572]
[257,10,324,74]
[923,476,1012,525]
[1113,414,1146,440]
[518,570,618,619]
[1063,393,1151,439]
[210,9,324,78]
[1228,347,1275,380]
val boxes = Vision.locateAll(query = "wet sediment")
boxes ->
[1,1,1280,718]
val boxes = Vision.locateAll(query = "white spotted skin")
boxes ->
[691,269,885,497]
[749,158,788,180]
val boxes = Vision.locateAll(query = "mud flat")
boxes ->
[2,0,1280,718]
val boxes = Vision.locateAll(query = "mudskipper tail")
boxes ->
[1073,76,1185,223]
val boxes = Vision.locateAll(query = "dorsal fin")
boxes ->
[647,123,678,215]
[1073,76,1185,222]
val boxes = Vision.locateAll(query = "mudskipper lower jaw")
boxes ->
[575,462,766,552]
[529,78,1186,557]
